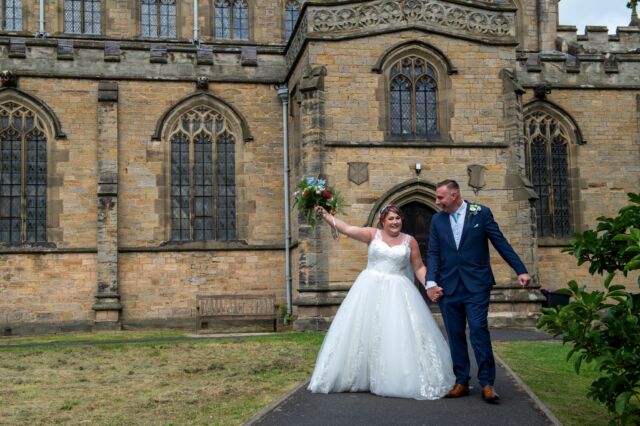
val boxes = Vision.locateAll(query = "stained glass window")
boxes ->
[2,0,22,31]
[169,107,236,241]
[524,111,571,238]
[141,0,176,38]
[215,0,248,40]
[64,0,100,35]
[389,56,438,137]
[0,102,48,244]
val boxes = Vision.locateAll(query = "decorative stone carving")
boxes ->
[533,83,551,100]
[286,1,516,70]
[0,70,18,88]
[300,66,327,94]
[286,12,308,68]
[196,76,209,91]
[348,162,369,185]
[604,54,619,74]
[308,0,515,38]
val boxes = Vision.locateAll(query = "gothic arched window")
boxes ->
[524,110,573,239]
[64,0,101,35]
[0,102,48,244]
[214,0,249,40]
[284,0,303,42]
[141,0,176,38]
[389,56,438,137]
[2,0,22,31]
[169,106,236,241]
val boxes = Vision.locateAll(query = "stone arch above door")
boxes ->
[366,178,438,226]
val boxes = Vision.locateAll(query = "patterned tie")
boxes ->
[452,212,462,248]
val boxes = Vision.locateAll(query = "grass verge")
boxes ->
[0,331,324,426]
[494,341,611,426]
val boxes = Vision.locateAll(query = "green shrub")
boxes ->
[538,193,640,425]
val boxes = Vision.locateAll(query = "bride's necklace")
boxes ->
[385,232,402,240]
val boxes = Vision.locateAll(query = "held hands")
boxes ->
[426,286,444,303]
[518,273,531,287]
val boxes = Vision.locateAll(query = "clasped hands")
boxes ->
[426,286,443,303]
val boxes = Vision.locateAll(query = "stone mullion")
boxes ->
[93,80,122,329]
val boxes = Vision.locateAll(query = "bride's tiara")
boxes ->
[379,204,397,215]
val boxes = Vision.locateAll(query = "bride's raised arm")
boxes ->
[315,206,374,244]
[408,237,427,287]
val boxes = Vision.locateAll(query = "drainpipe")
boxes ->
[193,0,200,45]
[276,84,292,324]
[36,0,46,38]
[536,0,542,52]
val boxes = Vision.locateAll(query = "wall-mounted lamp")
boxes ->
[415,163,422,175]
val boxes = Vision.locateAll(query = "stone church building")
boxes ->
[0,0,638,334]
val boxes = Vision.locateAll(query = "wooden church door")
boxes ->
[400,201,437,307]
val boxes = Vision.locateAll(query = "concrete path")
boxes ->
[248,329,559,426]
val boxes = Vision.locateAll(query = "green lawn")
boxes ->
[494,341,612,426]
[0,331,617,425]
[0,332,324,426]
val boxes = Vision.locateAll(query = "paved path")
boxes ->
[248,329,559,426]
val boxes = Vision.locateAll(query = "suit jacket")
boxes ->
[426,202,527,295]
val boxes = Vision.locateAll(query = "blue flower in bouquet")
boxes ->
[293,176,343,227]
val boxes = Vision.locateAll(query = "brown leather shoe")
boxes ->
[445,383,470,398]
[481,385,500,403]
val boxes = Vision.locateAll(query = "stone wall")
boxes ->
[0,253,97,334]
[0,0,638,334]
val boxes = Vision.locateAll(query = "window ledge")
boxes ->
[325,140,510,148]
[537,238,572,247]
[0,244,98,254]
[120,240,285,252]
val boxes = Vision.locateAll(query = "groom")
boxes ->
[426,179,530,403]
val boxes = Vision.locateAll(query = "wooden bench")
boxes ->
[196,294,279,332]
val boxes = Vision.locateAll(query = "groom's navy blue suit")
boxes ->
[426,202,527,387]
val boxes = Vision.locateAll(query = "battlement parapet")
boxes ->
[516,50,640,88]
[556,24,640,54]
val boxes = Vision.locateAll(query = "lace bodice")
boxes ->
[366,230,411,276]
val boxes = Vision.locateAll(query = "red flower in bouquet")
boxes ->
[293,177,343,227]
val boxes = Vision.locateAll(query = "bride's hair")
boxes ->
[377,204,403,229]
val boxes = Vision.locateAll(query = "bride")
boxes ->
[308,205,455,400]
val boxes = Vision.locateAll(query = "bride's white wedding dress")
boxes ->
[308,230,455,400]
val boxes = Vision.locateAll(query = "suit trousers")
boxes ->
[438,281,495,387]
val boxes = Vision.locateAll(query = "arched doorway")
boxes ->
[401,201,437,307]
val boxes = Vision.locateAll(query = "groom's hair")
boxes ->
[436,179,460,192]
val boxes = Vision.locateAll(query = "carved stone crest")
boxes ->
[348,162,369,185]
[467,164,486,195]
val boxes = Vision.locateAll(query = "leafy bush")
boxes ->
[537,193,640,425]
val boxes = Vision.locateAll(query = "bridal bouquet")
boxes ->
[293,176,343,227]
